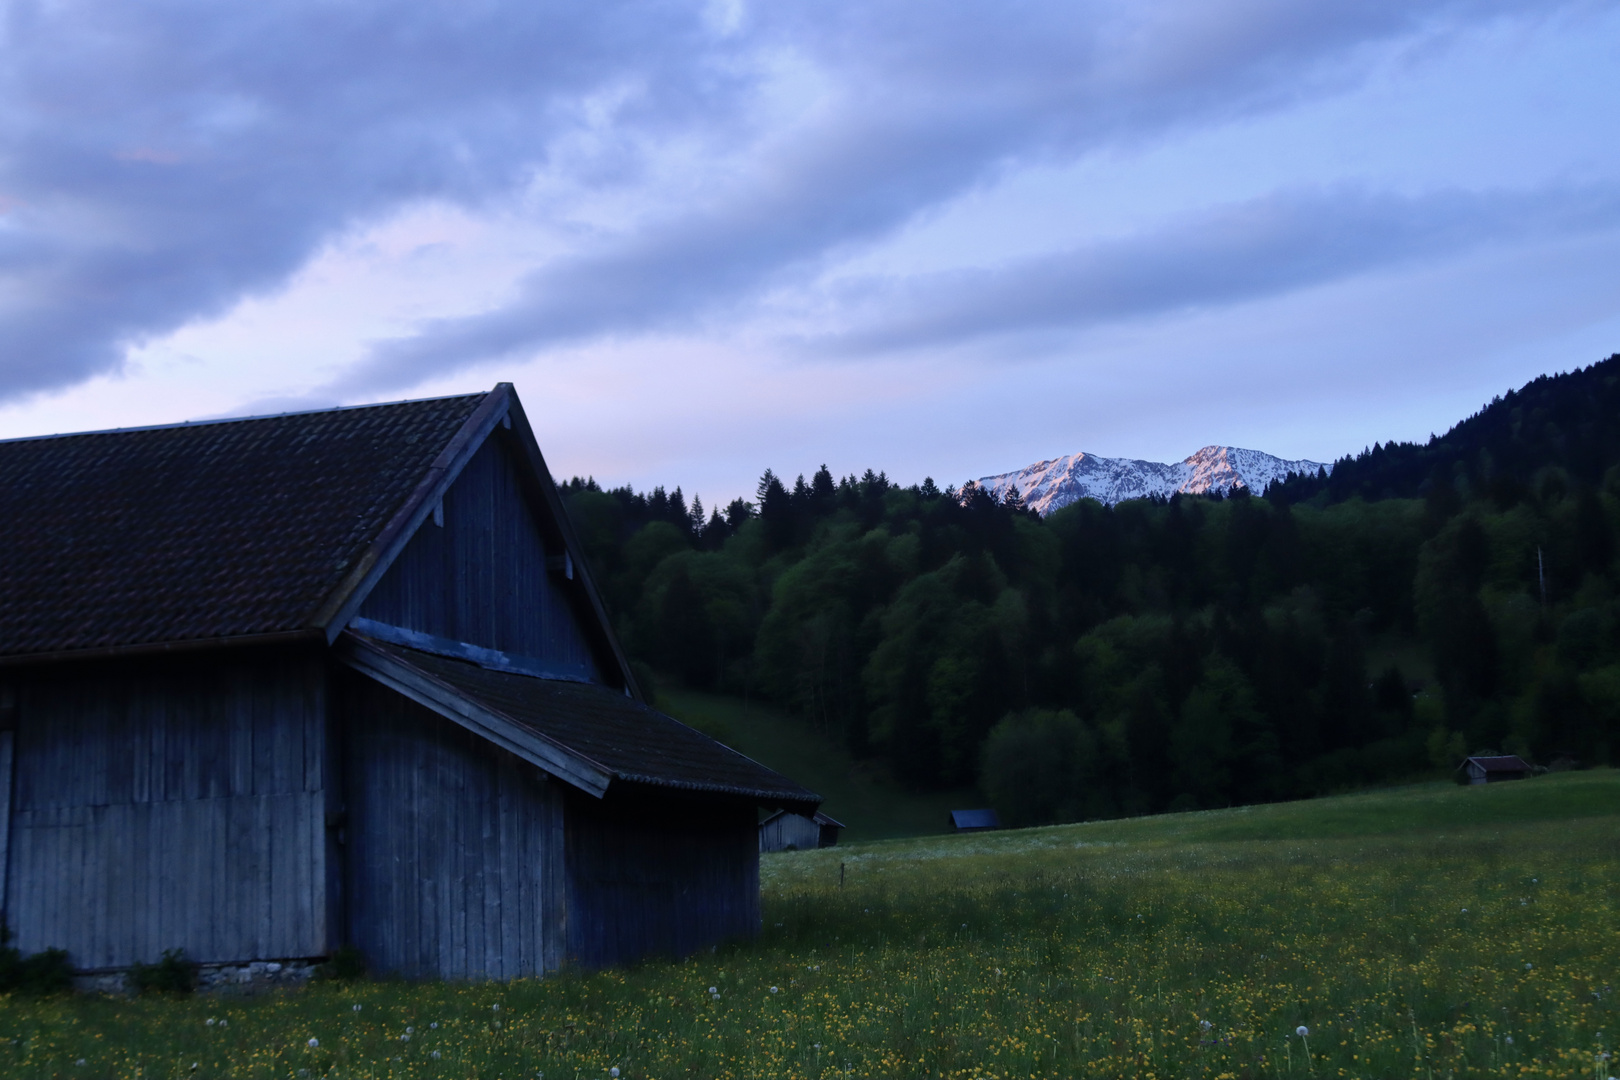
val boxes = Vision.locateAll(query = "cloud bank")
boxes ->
[2,0,1610,405]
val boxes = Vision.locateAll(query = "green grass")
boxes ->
[660,687,976,841]
[3,771,1618,1079]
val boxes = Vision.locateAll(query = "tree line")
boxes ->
[562,356,1620,826]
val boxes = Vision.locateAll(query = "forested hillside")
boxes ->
[563,354,1620,826]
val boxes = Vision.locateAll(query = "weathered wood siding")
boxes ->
[6,651,330,969]
[358,436,601,681]
[565,791,758,969]
[758,812,823,853]
[340,671,565,979]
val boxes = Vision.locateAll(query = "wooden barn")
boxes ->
[0,384,819,981]
[758,809,843,853]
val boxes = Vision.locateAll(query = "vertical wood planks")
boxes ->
[357,436,604,681]
[340,670,560,980]
[6,649,330,968]
[564,791,758,970]
[0,730,13,920]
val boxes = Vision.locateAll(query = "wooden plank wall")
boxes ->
[758,812,822,853]
[341,671,565,980]
[359,436,602,681]
[0,730,13,919]
[565,791,758,970]
[7,650,329,969]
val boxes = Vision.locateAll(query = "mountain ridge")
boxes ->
[973,444,1331,514]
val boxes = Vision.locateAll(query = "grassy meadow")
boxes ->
[2,772,1618,1080]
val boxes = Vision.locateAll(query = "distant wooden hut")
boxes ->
[950,809,1000,832]
[0,385,819,981]
[759,809,843,852]
[1460,755,1530,785]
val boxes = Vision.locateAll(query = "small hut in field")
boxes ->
[950,809,1000,832]
[1460,755,1530,785]
[758,809,843,852]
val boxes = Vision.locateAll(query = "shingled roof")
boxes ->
[342,632,820,811]
[0,392,489,658]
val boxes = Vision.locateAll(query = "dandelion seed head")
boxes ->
[611,1070,620,1078]
[1296,1026,1309,1037]
[770,986,779,993]
[353,1004,363,1012]
[308,1037,319,1048]
[432,1051,441,1060]
[1200,1020,1213,1031]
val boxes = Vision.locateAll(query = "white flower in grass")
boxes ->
[307,1038,320,1048]
[708,986,717,994]
[75,1060,86,1067]
[431,1051,441,1060]
[1505,1036,1515,1045]
[353,1004,363,1012]
[405,1027,413,1035]
[610,1069,620,1078]
[400,1034,410,1042]
[205,1018,216,1026]
[1296,1026,1309,1037]
[1200,1020,1213,1031]
[770,986,779,993]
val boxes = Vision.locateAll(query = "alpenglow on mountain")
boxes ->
[973,446,1332,514]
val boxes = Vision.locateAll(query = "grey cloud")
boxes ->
[0,0,735,398]
[340,0,1587,393]
[807,182,1620,354]
[0,0,1600,401]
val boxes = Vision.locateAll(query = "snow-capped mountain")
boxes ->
[972,446,1332,514]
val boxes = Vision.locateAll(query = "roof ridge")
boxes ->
[0,389,490,446]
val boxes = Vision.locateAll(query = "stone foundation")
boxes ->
[74,958,322,996]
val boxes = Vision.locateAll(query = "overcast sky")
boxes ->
[1,0,1618,504]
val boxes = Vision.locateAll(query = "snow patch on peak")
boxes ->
[974,445,1330,514]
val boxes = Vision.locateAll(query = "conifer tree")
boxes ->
[812,465,836,502]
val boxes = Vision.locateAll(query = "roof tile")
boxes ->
[0,395,486,656]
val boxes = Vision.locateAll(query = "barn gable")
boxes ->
[353,428,606,686]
